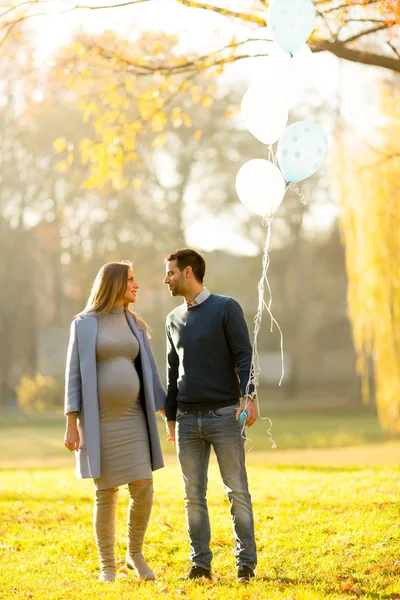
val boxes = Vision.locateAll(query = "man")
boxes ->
[163,248,257,582]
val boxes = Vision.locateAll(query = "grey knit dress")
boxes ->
[94,306,152,490]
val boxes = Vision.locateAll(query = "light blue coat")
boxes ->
[64,310,166,479]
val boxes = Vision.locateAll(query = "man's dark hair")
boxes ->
[165,248,206,283]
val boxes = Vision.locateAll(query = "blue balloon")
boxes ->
[277,121,328,183]
[269,0,316,55]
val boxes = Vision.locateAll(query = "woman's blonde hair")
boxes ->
[80,261,150,336]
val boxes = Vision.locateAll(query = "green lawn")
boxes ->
[0,407,395,469]
[1,462,399,599]
[1,409,399,599]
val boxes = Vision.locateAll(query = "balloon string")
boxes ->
[243,219,283,450]
[241,144,287,450]
[292,186,306,205]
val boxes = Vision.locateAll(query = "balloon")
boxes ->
[241,85,288,145]
[277,121,328,183]
[236,159,286,218]
[263,44,314,108]
[268,0,316,55]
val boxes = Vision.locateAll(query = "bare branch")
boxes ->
[343,24,389,44]
[311,39,400,72]
[344,18,391,24]
[72,34,271,77]
[387,41,400,59]
[175,0,266,26]
[61,0,152,9]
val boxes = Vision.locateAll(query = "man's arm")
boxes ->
[165,323,179,441]
[224,299,257,426]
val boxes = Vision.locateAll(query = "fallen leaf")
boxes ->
[349,588,361,596]
[160,586,169,593]
[117,567,129,575]
[340,581,354,591]
[365,562,392,573]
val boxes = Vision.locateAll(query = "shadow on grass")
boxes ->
[324,589,400,599]
[1,492,93,503]
[261,464,390,473]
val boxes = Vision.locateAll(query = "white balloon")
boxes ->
[241,85,288,145]
[236,159,286,218]
[264,44,314,107]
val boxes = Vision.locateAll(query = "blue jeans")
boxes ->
[176,404,257,570]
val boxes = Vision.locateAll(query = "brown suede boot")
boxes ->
[93,488,118,583]
[126,482,155,580]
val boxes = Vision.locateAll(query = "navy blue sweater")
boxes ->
[165,293,254,421]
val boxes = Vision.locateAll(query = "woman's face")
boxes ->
[123,268,139,304]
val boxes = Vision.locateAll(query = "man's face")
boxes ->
[164,260,186,297]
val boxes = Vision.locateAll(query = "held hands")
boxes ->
[166,420,176,444]
[236,396,257,427]
[64,426,80,452]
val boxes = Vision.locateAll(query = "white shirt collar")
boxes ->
[185,287,211,308]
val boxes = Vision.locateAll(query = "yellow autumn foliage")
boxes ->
[339,83,400,433]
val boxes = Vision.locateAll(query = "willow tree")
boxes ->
[338,80,400,433]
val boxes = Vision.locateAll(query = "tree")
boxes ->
[1,0,399,71]
[337,77,400,433]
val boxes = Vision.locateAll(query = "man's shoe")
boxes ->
[237,566,255,582]
[179,565,212,580]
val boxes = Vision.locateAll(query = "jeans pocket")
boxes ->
[213,405,238,417]
[176,408,187,419]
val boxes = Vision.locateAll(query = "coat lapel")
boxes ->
[125,310,142,341]
[125,311,149,373]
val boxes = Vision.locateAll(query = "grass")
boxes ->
[1,461,400,599]
[0,406,396,469]
[1,409,400,599]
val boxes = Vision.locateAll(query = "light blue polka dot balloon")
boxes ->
[277,121,328,183]
[269,0,316,55]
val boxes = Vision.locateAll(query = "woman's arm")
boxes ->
[64,320,82,451]
[64,319,82,414]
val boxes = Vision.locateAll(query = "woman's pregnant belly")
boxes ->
[97,357,141,422]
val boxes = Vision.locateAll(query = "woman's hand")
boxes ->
[64,426,80,451]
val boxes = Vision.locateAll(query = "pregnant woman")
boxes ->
[63,261,166,583]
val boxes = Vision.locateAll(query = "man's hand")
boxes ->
[166,420,176,444]
[236,396,257,427]
[64,426,80,452]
